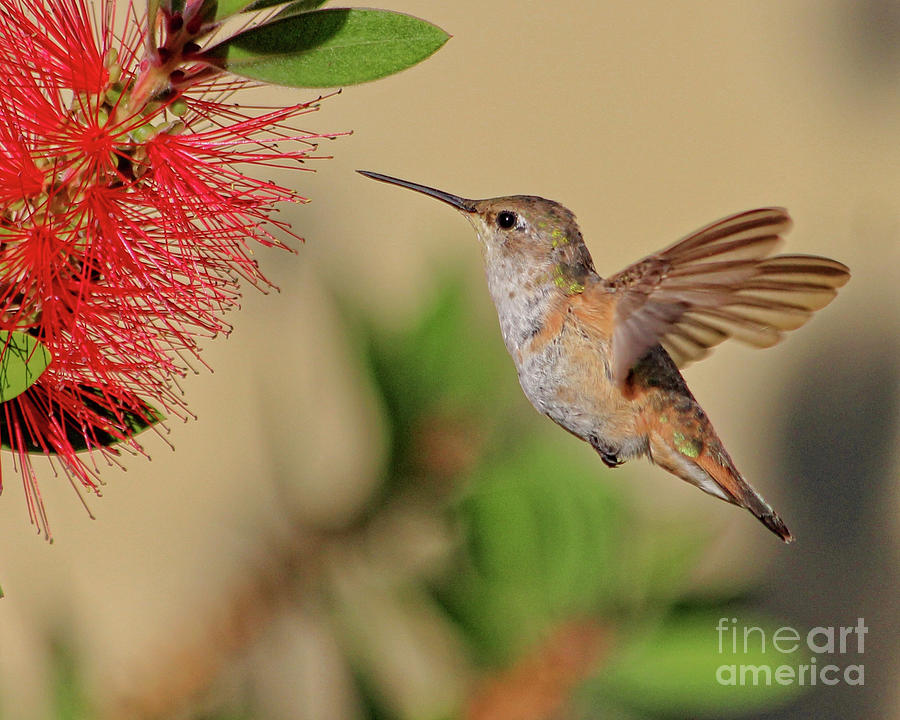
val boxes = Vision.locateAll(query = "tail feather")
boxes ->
[695,451,794,543]
[646,422,793,543]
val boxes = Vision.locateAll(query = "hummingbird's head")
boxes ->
[465,195,591,265]
[357,171,596,281]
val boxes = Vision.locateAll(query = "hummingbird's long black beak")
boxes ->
[357,170,475,212]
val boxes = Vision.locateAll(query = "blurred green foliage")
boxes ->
[591,610,806,717]
[47,639,92,720]
[440,441,623,665]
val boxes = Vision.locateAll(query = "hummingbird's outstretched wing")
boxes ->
[597,208,850,385]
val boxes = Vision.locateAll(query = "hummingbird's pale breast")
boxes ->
[469,197,623,438]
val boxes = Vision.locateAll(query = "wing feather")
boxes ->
[600,208,850,385]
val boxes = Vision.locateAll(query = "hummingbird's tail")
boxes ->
[645,421,793,543]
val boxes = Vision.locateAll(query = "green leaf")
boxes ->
[593,611,809,716]
[0,331,52,402]
[202,8,449,87]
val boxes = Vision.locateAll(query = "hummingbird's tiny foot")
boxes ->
[589,435,623,468]
[600,452,623,468]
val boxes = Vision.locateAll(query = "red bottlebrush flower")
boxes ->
[0,0,334,538]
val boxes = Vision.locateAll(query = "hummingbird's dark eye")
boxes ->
[496,211,517,229]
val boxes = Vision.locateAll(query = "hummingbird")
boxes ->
[358,170,851,542]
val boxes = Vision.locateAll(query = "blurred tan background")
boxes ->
[1,1,898,718]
